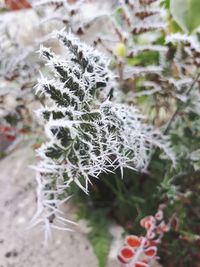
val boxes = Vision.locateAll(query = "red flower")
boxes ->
[118,246,135,263]
[5,134,16,142]
[140,216,155,231]
[126,235,141,248]
[117,208,169,266]
[144,246,157,257]
[5,0,31,10]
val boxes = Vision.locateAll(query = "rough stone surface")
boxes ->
[0,146,98,267]
[107,225,123,267]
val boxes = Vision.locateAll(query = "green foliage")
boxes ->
[74,194,112,267]
[88,213,112,267]
[73,169,162,233]
[162,0,170,9]
[159,169,200,266]
[170,0,200,33]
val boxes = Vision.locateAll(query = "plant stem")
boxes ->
[171,169,200,184]
[163,73,200,135]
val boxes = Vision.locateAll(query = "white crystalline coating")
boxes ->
[164,33,200,99]
[123,65,163,79]
[33,30,175,237]
[105,0,169,101]
[32,0,85,10]
[166,33,200,50]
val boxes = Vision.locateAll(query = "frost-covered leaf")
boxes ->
[33,30,174,237]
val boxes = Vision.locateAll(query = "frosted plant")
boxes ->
[0,10,46,141]
[93,0,167,86]
[93,0,200,130]
[0,18,37,85]
[90,1,198,109]
[31,0,112,38]
[31,0,84,30]
[164,33,200,93]
[32,30,174,239]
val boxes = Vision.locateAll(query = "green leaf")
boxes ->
[170,0,200,33]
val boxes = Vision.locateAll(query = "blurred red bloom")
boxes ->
[5,0,31,10]
[118,207,170,266]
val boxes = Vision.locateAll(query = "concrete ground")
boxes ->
[0,146,100,267]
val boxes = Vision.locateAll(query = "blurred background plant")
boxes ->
[0,1,200,267]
